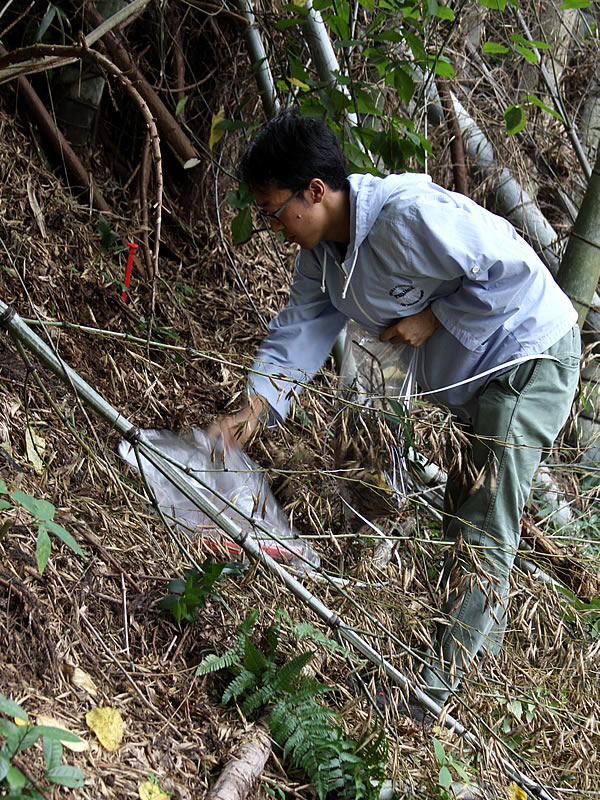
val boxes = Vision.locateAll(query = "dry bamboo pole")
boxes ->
[0,300,558,800]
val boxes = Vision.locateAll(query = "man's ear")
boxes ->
[308,178,326,204]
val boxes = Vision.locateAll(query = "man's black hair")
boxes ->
[238,109,348,192]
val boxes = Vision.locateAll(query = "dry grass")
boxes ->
[0,44,599,800]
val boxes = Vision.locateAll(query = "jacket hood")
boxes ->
[347,172,433,253]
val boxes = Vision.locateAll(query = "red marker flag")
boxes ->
[122,242,139,302]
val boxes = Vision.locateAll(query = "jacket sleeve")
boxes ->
[248,249,348,421]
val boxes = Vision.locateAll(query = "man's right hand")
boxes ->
[207,394,268,449]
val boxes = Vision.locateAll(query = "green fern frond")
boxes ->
[240,684,275,716]
[270,650,315,693]
[196,649,239,676]
[222,669,256,705]
[291,622,353,658]
[243,635,269,676]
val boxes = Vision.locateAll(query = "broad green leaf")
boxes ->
[514,43,539,63]
[561,0,590,7]
[477,0,507,8]
[46,764,85,788]
[432,737,446,765]
[231,207,253,245]
[483,41,509,54]
[506,699,523,719]
[453,762,471,782]
[425,0,439,18]
[6,764,26,790]
[388,66,415,106]
[43,736,63,771]
[0,499,12,509]
[175,96,189,117]
[504,104,526,135]
[0,479,8,493]
[436,5,454,18]
[439,765,453,789]
[274,17,306,30]
[34,726,84,744]
[215,119,252,131]
[45,519,84,558]
[36,525,52,575]
[0,694,28,721]
[228,184,253,209]
[403,30,426,62]
[525,94,565,122]
[17,725,42,752]
[358,0,375,10]
[433,59,455,78]
[0,751,10,782]
[10,490,55,521]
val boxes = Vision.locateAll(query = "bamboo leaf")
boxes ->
[45,519,85,558]
[36,524,52,575]
[10,490,54,521]
[439,765,452,789]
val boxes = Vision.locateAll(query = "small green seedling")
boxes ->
[159,559,244,625]
[0,480,85,575]
[0,693,84,796]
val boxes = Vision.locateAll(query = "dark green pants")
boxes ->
[421,325,581,703]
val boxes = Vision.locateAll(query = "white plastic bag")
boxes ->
[118,428,320,572]
[334,321,414,519]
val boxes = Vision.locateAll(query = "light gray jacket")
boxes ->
[248,172,577,423]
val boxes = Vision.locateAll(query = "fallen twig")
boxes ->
[206,727,272,800]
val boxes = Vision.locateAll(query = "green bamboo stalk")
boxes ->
[557,149,600,327]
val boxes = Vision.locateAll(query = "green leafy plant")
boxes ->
[197,610,387,799]
[432,737,472,798]
[97,215,125,254]
[159,560,244,625]
[0,480,85,575]
[0,693,84,796]
[557,585,600,639]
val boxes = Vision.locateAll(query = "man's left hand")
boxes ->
[379,307,441,347]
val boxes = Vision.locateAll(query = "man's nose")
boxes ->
[269,217,285,232]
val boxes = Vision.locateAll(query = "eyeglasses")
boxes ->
[255,192,298,223]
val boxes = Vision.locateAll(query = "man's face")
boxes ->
[252,182,327,250]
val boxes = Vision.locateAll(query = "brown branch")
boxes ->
[206,727,272,800]
[435,76,469,196]
[179,0,249,27]
[83,3,200,168]
[0,44,111,214]
[0,43,163,283]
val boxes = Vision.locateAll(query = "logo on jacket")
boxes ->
[389,284,424,306]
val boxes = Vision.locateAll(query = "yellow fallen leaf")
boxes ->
[14,717,28,727]
[209,107,226,151]
[86,706,123,751]
[25,425,45,473]
[139,779,170,800]
[64,663,98,696]
[508,782,527,800]
[36,715,88,752]
[288,76,310,90]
